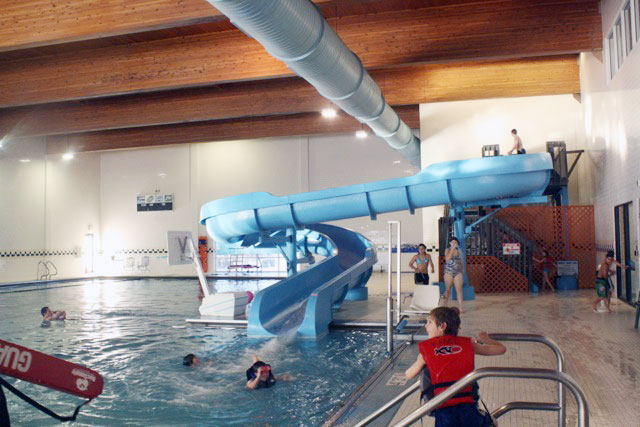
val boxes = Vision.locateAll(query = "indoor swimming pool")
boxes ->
[0,278,387,426]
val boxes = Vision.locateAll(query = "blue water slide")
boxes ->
[239,224,376,338]
[200,154,553,337]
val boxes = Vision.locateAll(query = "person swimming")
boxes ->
[183,354,200,366]
[40,306,66,321]
[245,355,292,389]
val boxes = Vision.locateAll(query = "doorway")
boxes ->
[614,202,637,303]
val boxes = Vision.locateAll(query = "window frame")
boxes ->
[623,2,633,54]
[607,30,617,79]
[615,18,624,68]
[635,0,640,44]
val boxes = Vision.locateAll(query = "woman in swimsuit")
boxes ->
[443,237,464,312]
[409,243,435,285]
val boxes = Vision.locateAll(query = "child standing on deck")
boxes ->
[533,250,555,291]
[592,250,630,312]
[405,307,505,426]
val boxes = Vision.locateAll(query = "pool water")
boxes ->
[0,278,386,426]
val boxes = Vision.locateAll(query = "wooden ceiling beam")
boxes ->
[1,55,578,139]
[0,0,219,53]
[0,0,600,108]
[0,0,422,53]
[44,105,420,154]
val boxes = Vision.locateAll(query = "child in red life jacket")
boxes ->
[405,307,506,426]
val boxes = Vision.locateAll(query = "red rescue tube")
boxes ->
[0,339,103,399]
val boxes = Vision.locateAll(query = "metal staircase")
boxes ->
[440,212,536,288]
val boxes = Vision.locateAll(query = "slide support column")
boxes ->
[286,228,297,277]
[451,206,475,300]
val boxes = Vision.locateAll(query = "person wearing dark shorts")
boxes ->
[415,272,430,284]
[592,250,630,312]
[409,244,435,285]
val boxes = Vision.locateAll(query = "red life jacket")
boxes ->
[419,335,475,409]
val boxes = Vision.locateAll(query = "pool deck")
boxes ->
[328,272,640,427]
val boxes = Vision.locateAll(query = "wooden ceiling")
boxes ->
[0,0,601,154]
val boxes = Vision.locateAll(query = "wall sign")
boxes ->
[502,243,521,255]
[137,194,173,211]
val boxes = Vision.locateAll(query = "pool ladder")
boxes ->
[355,333,589,427]
[37,261,58,281]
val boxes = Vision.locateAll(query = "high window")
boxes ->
[623,2,633,55]
[616,18,624,69]
[608,31,617,78]
[635,0,640,44]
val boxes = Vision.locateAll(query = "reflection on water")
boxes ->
[0,278,385,426]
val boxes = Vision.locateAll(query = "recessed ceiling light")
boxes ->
[321,108,337,118]
[355,130,368,139]
[19,159,31,163]
[62,153,74,160]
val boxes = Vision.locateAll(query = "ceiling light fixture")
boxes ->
[19,159,31,163]
[321,108,337,118]
[62,152,75,160]
[355,130,368,139]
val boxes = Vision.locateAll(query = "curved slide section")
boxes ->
[246,224,376,338]
[200,154,553,337]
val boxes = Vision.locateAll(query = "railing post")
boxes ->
[489,334,566,427]
[386,221,398,353]
[396,221,401,324]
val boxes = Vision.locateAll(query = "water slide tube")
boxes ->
[200,153,553,337]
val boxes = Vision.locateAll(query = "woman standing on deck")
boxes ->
[409,243,435,285]
[443,237,464,312]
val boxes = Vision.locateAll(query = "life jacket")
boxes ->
[418,335,476,409]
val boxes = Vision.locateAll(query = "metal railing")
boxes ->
[45,261,57,280]
[354,381,419,427]
[356,333,571,427]
[439,214,536,288]
[37,261,49,280]
[393,367,588,427]
[489,333,566,426]
[386,221,401,353]
[37,261,59,281]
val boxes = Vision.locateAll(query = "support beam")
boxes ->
[0,1,600,107]
[0,0,417,53]
[43,106,420,154]
[1,55,579,138]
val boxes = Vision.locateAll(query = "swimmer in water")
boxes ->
[245,355,293,389]
[40,306,66,321]
[183,354,200,366]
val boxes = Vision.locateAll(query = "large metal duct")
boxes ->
[208,0,421,167]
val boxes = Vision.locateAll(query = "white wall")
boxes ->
[1,132,423,283]
[309,134,422,249]
[579,0,640,293]
[100,145,193,276]
[418,94,584,278]
[0,138,46,282]
[45,152,101,278]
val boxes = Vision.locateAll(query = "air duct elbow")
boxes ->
[209,0,421,165]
